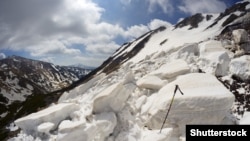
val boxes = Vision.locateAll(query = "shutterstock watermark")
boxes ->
[186,125,250,141]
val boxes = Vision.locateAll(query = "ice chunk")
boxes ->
[136,75,166,90]
[146,73,234,136]
[15,103,80,134]
[150,59,190,79]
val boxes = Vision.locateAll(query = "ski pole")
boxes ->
[159,85,184,133]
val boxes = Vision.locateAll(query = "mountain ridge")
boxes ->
[0,55,92,140]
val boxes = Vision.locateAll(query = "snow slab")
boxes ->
[141,128,173,141]
[57,112,117,141]
[198,40,230,76]
[229,55,250,81]
[145,73,235,136]
[232,29,249,44]
[176,43,199,57]
[14,103,80,134]
[37,122,55,134]
[136,75,166,90]
[93,82,136,114]
[150,59,190,79]
[58,73,106,102]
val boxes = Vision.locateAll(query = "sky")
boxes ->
[0,0,241,67]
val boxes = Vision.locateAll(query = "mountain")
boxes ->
[7,1,250,141]
[0,55,92,140]
[0,55,92,102]
[69,63,96,70]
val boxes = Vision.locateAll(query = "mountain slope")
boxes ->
[9,1,250,141]
[0,55,92,140]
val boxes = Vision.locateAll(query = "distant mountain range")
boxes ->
[68,63,96,70]
[0,55,93,140]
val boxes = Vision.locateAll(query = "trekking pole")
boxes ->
[159,85,184,133]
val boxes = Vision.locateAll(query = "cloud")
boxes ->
[124,24,150,39]
[0,0,124,66]
[120,0,132,5]
[147,0,174,14]
[178,0,227,14]
[0,53,6,59]
[30,40,81,56]
[39,56,55,63]
[148,19,172,30]
[1,0,212,67]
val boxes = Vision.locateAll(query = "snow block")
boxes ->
[232,29,249,44]
[136,75,166,90]
[37,122,55,134]
[58,73,106,102]
[93,82,136,114]
[198,40,230,76]
[145,73,234,136]
[57,112,117,141]
[229,55,250,81]
[14,103,80,134]
[150,59,190,79]
[177,43,199,56]
[141,128,173,141]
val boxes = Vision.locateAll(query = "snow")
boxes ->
[229,55,250,80]
[14,103,80,135]
[136,75,166,90]
[26,84,34,90]
[37,122,55,134]
[1,63,7,68]
[247,3,250,9]
[6,123,19,132]
[141,128,173,141]
[198,40,230,76]
[93,82,136,113]
[232,29,249,44]
[145,73,234,136]
[150,59,190,79]
[57,112,117,141]
[126,13,220,64]
[0,112,8,118]
[239,112,250,125]
[112,31,153,60]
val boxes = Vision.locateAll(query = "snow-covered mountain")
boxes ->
[8,1,250,141]
[0,55,92,140]
[69,63,96,70]
[0,55,91,102]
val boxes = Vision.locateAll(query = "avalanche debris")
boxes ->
[9,2,250,141]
